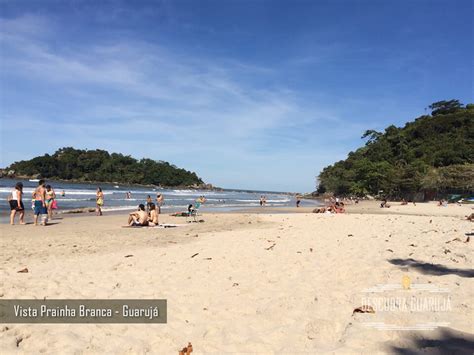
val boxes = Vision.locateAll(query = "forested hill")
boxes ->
[5,147,204,187]
[318,100,474,198]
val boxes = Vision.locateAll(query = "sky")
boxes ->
[0,0,472,192]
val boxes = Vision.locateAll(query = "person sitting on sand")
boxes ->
[313,207,326,213]
[335,202,345,213]
[148,203,159,226]
[380,199,390,208]
[401,199,408,205]
[196,196,207,204]
[128,204,149,226]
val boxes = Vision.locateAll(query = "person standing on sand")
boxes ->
[32,180,48,226]
[45,185,56,220]
[296,196,301,208]
[156,193,164,214]
[96,187,104,216]
[146,195,153,212]
[9,182,25,225]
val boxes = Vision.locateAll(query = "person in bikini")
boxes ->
[96,187,104,216]
[148,203,159,226]
[32,180,48,226]
[45,185,56,220]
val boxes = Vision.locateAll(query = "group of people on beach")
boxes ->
[127,203,160,226]
[126,193,164,226]
[313,201,346,214]
[127,194,206,226]
[8,180,57,225]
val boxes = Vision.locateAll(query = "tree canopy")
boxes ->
[318,101,473,198]
[6,147,204,186]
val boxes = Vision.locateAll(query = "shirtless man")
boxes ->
[33,179,48,226]
[156,194,164,213]
[128,204,149,226]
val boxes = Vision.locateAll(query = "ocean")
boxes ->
[0,178,319,221]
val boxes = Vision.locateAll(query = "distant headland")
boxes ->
[1,147,212,189]
[317,100,473,200]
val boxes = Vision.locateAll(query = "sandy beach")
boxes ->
[0,201,473,353]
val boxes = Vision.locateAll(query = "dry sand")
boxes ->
[0,202,473,353]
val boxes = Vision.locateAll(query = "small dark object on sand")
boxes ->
[353,305,375,314]
[179,342,193,355]
[17,268,28,273]
[265,243,276,250]
[124,255,134,258]
[16,337,23,347]
[191,253,199,258]
[446,238,462,243]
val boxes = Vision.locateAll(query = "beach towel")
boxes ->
[121,223,186,229]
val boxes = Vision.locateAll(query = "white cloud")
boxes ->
[0,13,354,191]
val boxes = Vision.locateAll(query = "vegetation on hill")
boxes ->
[318,100,474,198]
[6,147,204,186]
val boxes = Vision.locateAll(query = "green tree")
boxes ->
[318,101,473,198]
[7,148,204,187]
[429,100,463,116]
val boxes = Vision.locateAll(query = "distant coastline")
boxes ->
[1,147,205,189]
[0,173,216,191]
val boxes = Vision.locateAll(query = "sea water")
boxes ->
[0,178,320,222]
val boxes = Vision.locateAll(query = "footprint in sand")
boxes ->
[305,319,343,343]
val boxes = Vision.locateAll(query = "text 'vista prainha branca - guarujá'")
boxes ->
[13,304,160,319]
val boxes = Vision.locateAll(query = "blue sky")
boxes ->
[0,0,472,192]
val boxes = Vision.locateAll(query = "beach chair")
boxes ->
[186,202,201,222]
